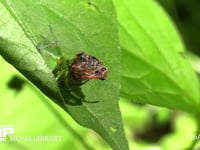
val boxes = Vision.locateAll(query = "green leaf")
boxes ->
[113,0,200,112]
[0,0,129,149]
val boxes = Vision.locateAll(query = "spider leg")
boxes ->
[70,87,99,103]
[68,90,99,103]
[53,57,68,82]
[55,70,67,81]
[80,80,89,85]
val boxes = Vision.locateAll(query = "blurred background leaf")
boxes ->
[113,0,200,112]
[158,0,200,56]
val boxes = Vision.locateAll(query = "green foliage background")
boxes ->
[0,0,200,150]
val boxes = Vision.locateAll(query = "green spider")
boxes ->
[36,27,109,103]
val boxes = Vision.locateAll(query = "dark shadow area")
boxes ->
[59,80,99,105]
[133,110,173,143]
[7,75,25,93]
[158,0,200,56]
[59,81,84,105]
